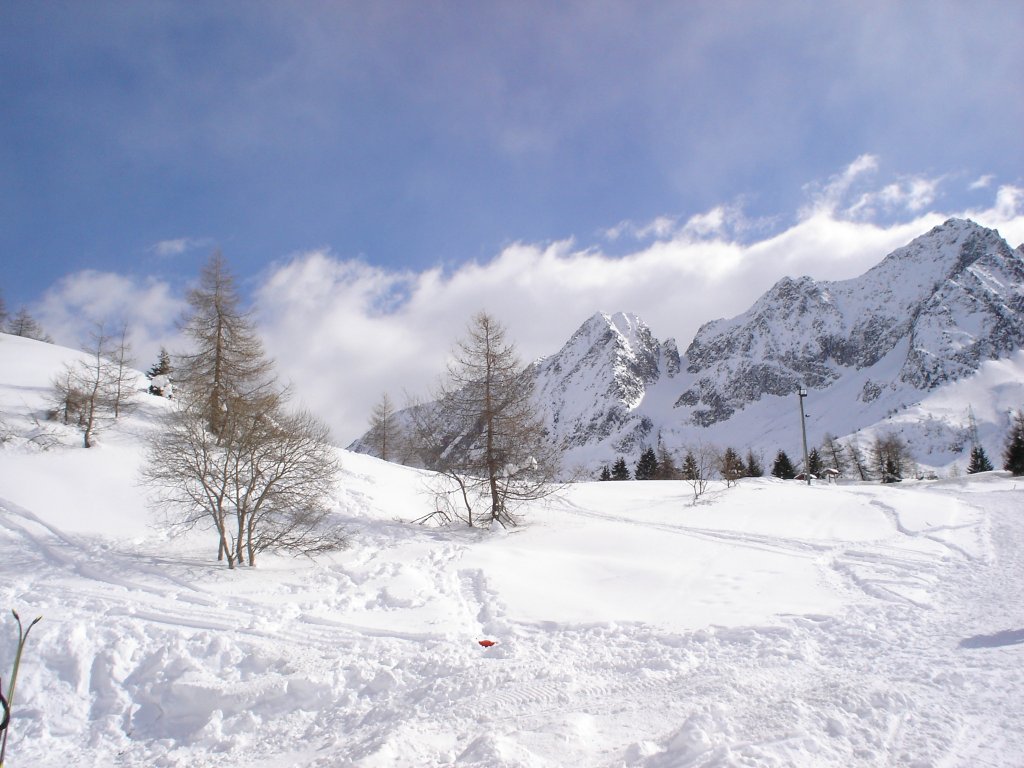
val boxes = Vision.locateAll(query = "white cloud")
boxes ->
[35,271,185,369]
[248,172,1024,446]
[604,205,756,244]
[964,184,1024,245]
[603,216,678,241]
[799,154,880,218]
[969,174,995,191]
[150,237,212,258]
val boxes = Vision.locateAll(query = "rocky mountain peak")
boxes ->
[675,218,1024,425]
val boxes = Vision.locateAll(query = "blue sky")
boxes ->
[3,2,1023,441]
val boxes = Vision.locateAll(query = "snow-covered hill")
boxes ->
[2,332,1024,766]
[353,218,1024,476]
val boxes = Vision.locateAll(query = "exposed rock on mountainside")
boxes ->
[531,311,678,454]
[678,219,1024,425]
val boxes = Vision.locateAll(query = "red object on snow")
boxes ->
[478,639,496,647]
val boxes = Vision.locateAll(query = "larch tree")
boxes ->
[143,252,344,567]
[7,307,51,342]
[870,433,916,482]
[367,392,402,462]
[175,251,275,438]
[108,324,137,418]
[821,433,848,476]
[416,311,559,528]
[844,440,871,480]
[51,323,126,447]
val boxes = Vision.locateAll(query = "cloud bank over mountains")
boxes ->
[31,161,1024,443]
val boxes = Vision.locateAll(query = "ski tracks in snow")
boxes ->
[2,479,1023,766]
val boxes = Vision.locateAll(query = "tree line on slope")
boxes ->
[597,421,1024,490]
[0,292,52,343]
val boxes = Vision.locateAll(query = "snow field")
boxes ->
[2,334,1024,766]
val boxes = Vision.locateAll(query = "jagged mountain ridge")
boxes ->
[351,218,1024,472]
[530,311,679,452]
[679,218,1024,426]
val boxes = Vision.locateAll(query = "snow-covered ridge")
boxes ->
[680,218,1024,424]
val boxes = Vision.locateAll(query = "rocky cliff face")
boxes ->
[676,219,1024,426]
[530,311,679,454]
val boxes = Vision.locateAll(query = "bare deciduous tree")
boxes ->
[870,433,916,482]
[143,252,345,567]
[682,445,714,504]
[51,324,121,447]
[366,392,402,462]
[7,307,52,343]
[821,433,848,477]
[844,439,871,480]
[143,389,344,567]
[411,311,559,528]
[108,324,137,417]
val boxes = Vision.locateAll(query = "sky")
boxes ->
[2,1,1023,443]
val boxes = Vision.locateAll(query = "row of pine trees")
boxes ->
[600,415,1024,482]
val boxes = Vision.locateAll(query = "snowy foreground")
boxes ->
[2,336,1024,767]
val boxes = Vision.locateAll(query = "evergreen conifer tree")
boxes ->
[719,447,745,486]
[681,451,699,481]
[611,456,631,480]
[806,448,824,477]
[1003,410,1024,476]
[655,442,678,480]
[745,449,763,477]
[599,466,611,481]
[967,445,994,474]
[771,450,796,479]
[147,347,174,396]
[634,447,658,480]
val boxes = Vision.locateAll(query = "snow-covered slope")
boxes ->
[3,333,1024,766]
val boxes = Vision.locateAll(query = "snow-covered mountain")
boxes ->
[679,218,1024,426]
[352,218,1024,474]
[530,311,679,455]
